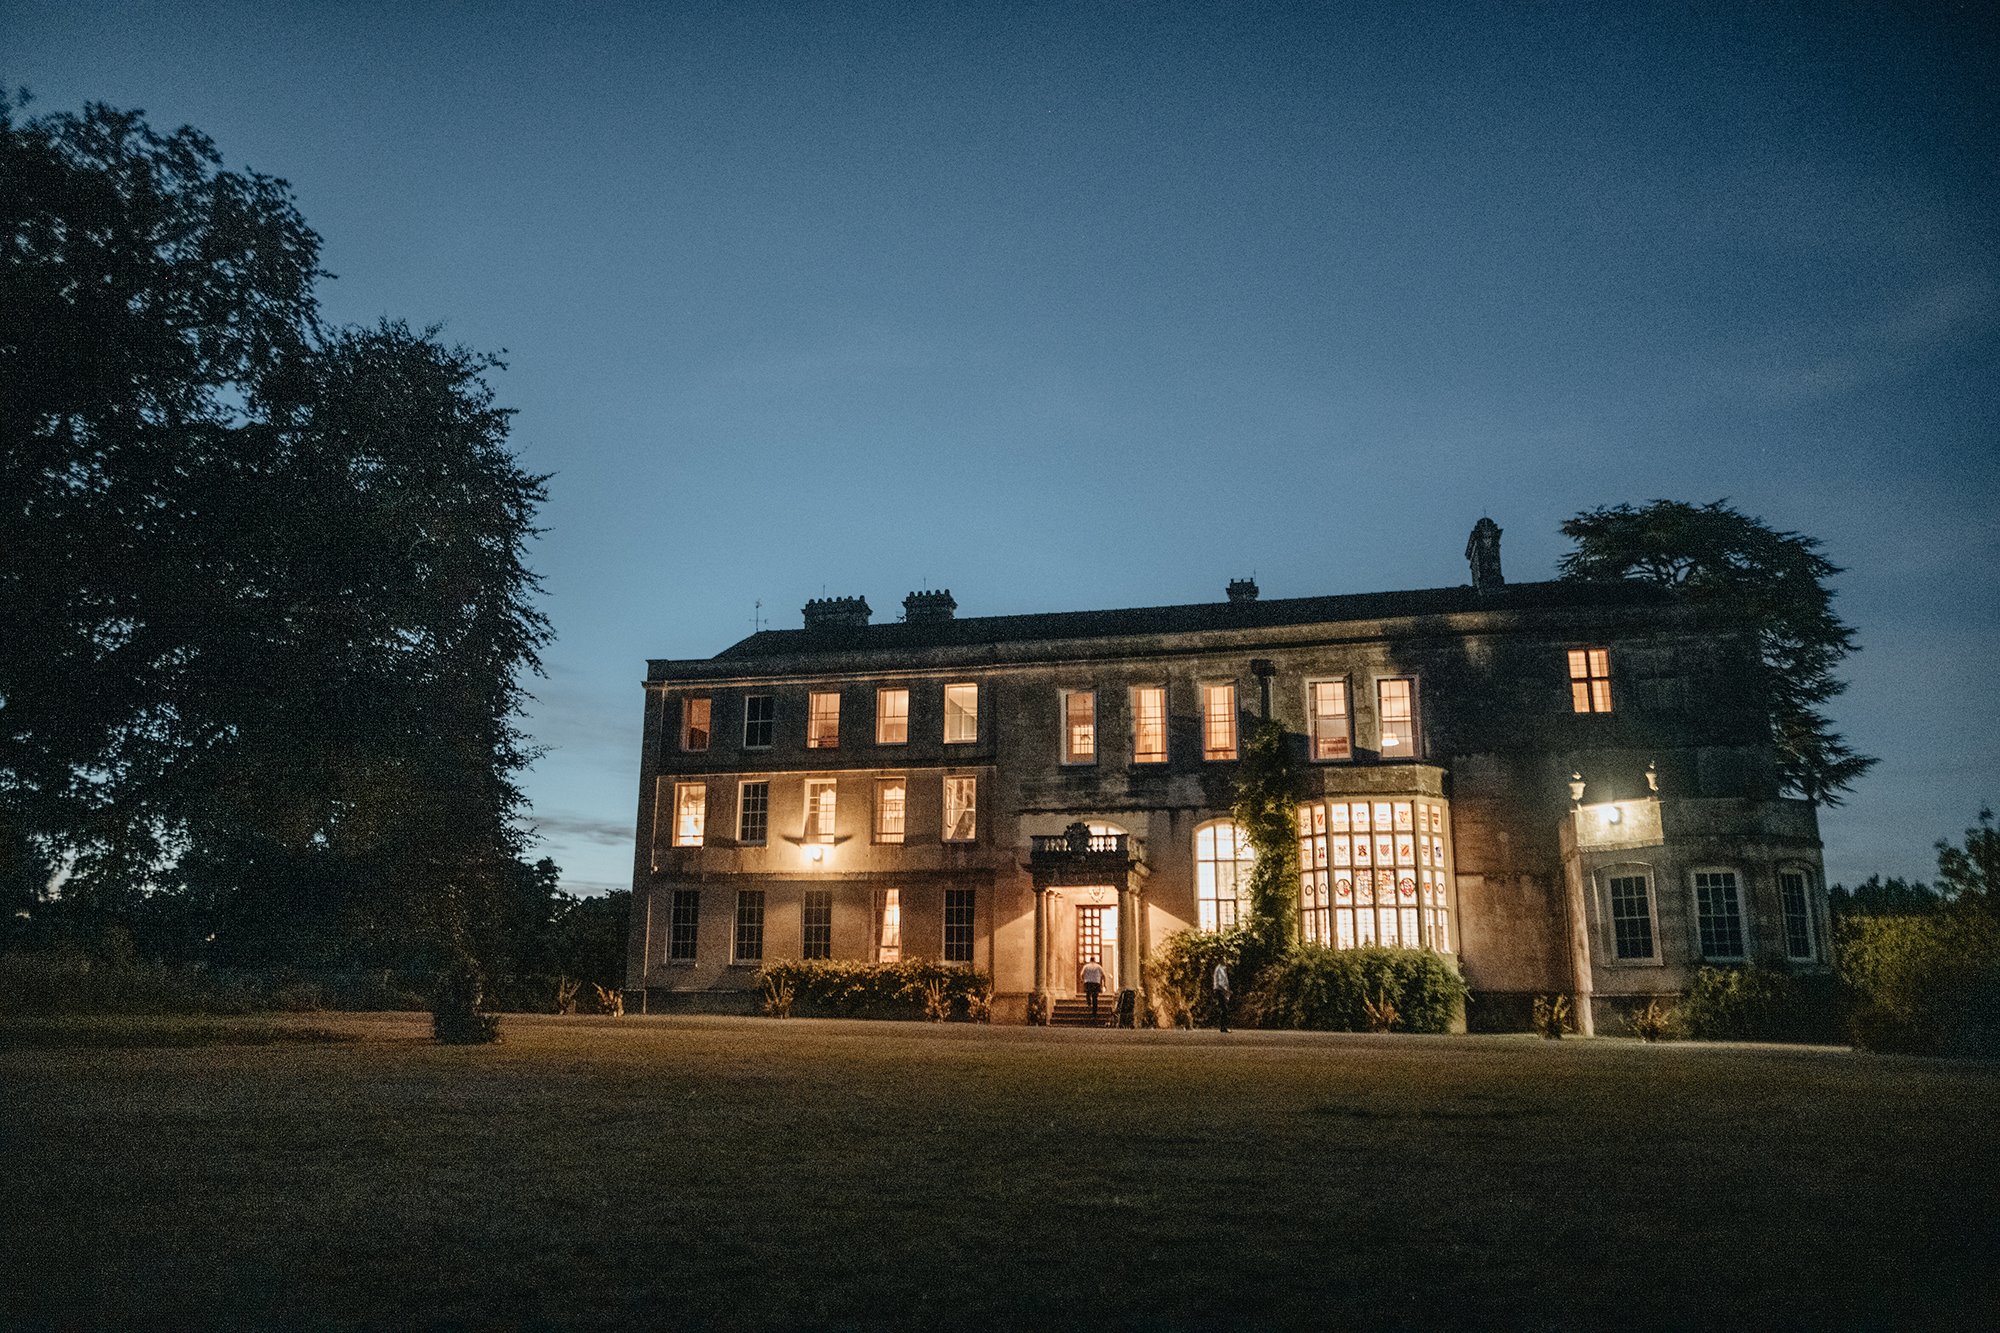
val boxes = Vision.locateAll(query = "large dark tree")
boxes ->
[1557,499,1874,804]
[0,96,552,969]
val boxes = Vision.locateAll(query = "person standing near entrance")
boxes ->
[1212,961,1231,1033]
[1080,959,1105,1019]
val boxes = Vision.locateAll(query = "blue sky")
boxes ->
[10,0,1996,890]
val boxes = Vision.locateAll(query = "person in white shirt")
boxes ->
[1080,959,1106,1019]
[1212,961,1231,1033]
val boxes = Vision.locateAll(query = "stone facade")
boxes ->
[626,528,1830,1031]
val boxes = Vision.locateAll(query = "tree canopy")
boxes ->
[1,95,553,970]
[1557,499,1874,804]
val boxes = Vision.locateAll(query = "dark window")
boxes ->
[1695,871,1745,959]
[682,697,711,751]
[1607,874,1655,960]
[738,781,769,845]
[944,888,975,963]
[802,889,832,960]
[743,695,774,748]
[1780,870,1816,960]
[734,890,765,964]
[668,890,700,962]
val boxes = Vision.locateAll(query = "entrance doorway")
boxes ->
[1075,903,1118,992]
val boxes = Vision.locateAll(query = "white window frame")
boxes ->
[1201,682,1237,761]
[807,690,840,749]
[1062,689,1096,765]
[803,778,837,844]
[742,694,774,749]
[672,782,706,847]
[1307,679,1351,762]
[1376,677,1418,758]
[876,887,902,963]
[1600,866,1659,963]
[874,776,906,845]
[1194,819,1254,931]
[876,686,909,745]
[1778,865,1819,962]
[1131,685,1167,764]
[736,779,769,846]
[942,775,976,842]
[1693,867,1748,961]
[943,683,979,744]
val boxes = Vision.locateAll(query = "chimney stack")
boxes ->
[1466,518,1504,592]
[902,589,957,623]
[1226,577,1259,605]
[802,596,871,630]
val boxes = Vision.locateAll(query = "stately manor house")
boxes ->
[625,521,1829,1031]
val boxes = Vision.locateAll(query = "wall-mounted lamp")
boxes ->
[1568,772,1587,804]
[1605,804,1623,824]
[1646,760,1659,794]
[807,845,825,863]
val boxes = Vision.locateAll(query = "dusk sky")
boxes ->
[11,1,1996,893]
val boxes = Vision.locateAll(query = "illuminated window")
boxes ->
[668,890,699,962]
[1568,648,1613,713]
[807,691,840,748]
[1195,820,1254,930]
[942,776,976,842]
[1202,683,1237,761]
[1695,870,1746,960]
[1780,869,1818,961]
[1309,680,1350,761]
[877,888,902,962]
[1132,686,1167,764]
[681,697,711,752]
[875,777,906,844]
[801,889,832,960]
[876,687,909,745]
[673,783,706,847]
[1304,799,1452,952]
[944,888,975,963]
[804,779,837,844]
[743,694,774,748]
[737,780,768,845]
[1063,690,1096,763]
[1377,679,1416,756]
[1607,873,1655,960]
[733,890,765,964]
[943,683,978,743]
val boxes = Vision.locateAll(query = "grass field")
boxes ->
[4,1014,1996,1331]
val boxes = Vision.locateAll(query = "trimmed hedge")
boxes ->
[1678,963,1845,1043]
[1259,945,1468,1034]
[1837,911,2000,1057]
[756,958,992,1021]
[1146,929,1466,1033]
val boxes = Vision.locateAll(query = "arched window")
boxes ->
[1195,820,1255,931]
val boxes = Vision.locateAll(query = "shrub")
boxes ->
[554,976,580,1015]
[754,959,992,1022]
[1148,925,1281,1029]
[1838,911,2000,1057]
[1630,997,1676,1042]
[1255,945,1467,1034]
[431,956,500,1045]
[1532,993,1572,1039]
[1680,963,1794,1040]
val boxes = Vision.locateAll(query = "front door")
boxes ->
[1076,904,1117,991]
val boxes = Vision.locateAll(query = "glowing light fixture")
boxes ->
[807,845,825,863]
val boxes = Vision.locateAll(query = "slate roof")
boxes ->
[708,578,1673,662]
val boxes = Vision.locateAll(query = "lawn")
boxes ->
[4,1014,1996,1330]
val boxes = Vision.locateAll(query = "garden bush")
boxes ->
[1680,963,1796,1040]
[754,958,992,1021]
[1256,944,1468,1034]
[1146,925,1276,1029]
[1837,911,2000,1057]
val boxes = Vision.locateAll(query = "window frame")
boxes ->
[1693,867,1748,961]
[1201,682,1238,762]
[806,690,841,749]
[732,889,765,965]
[1061,688,1097,765]
[1601,867,1659,963]
[1195,819,1254,931]
[667,889,700,963]
[1131,685,1168,765]
[1568,647,1613,714]
[942,775,976,843]
[943,682,979,745]
[875,686,910,746]
[672,782,707,847]
[737,779,769,846]
[1307,678,1352,762]
[803,778,837,844]
[876,887,902,963]
[680,696,711,752]
[1376,677,1418,759]
[944,888,975,964]
[801,888,832,961]
[1778,866,1819,962]
[874,776,907,845]
[742,694,775,749]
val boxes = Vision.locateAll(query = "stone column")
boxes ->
[1032,887,1048,995]
[1117,882,1140,1027]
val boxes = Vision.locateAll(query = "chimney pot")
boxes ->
[1227,577,1259,604]
[802,595,872,630]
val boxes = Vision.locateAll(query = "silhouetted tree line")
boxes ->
[1,94,589,985]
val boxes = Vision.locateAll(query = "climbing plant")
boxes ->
[1232,719,1303,957]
